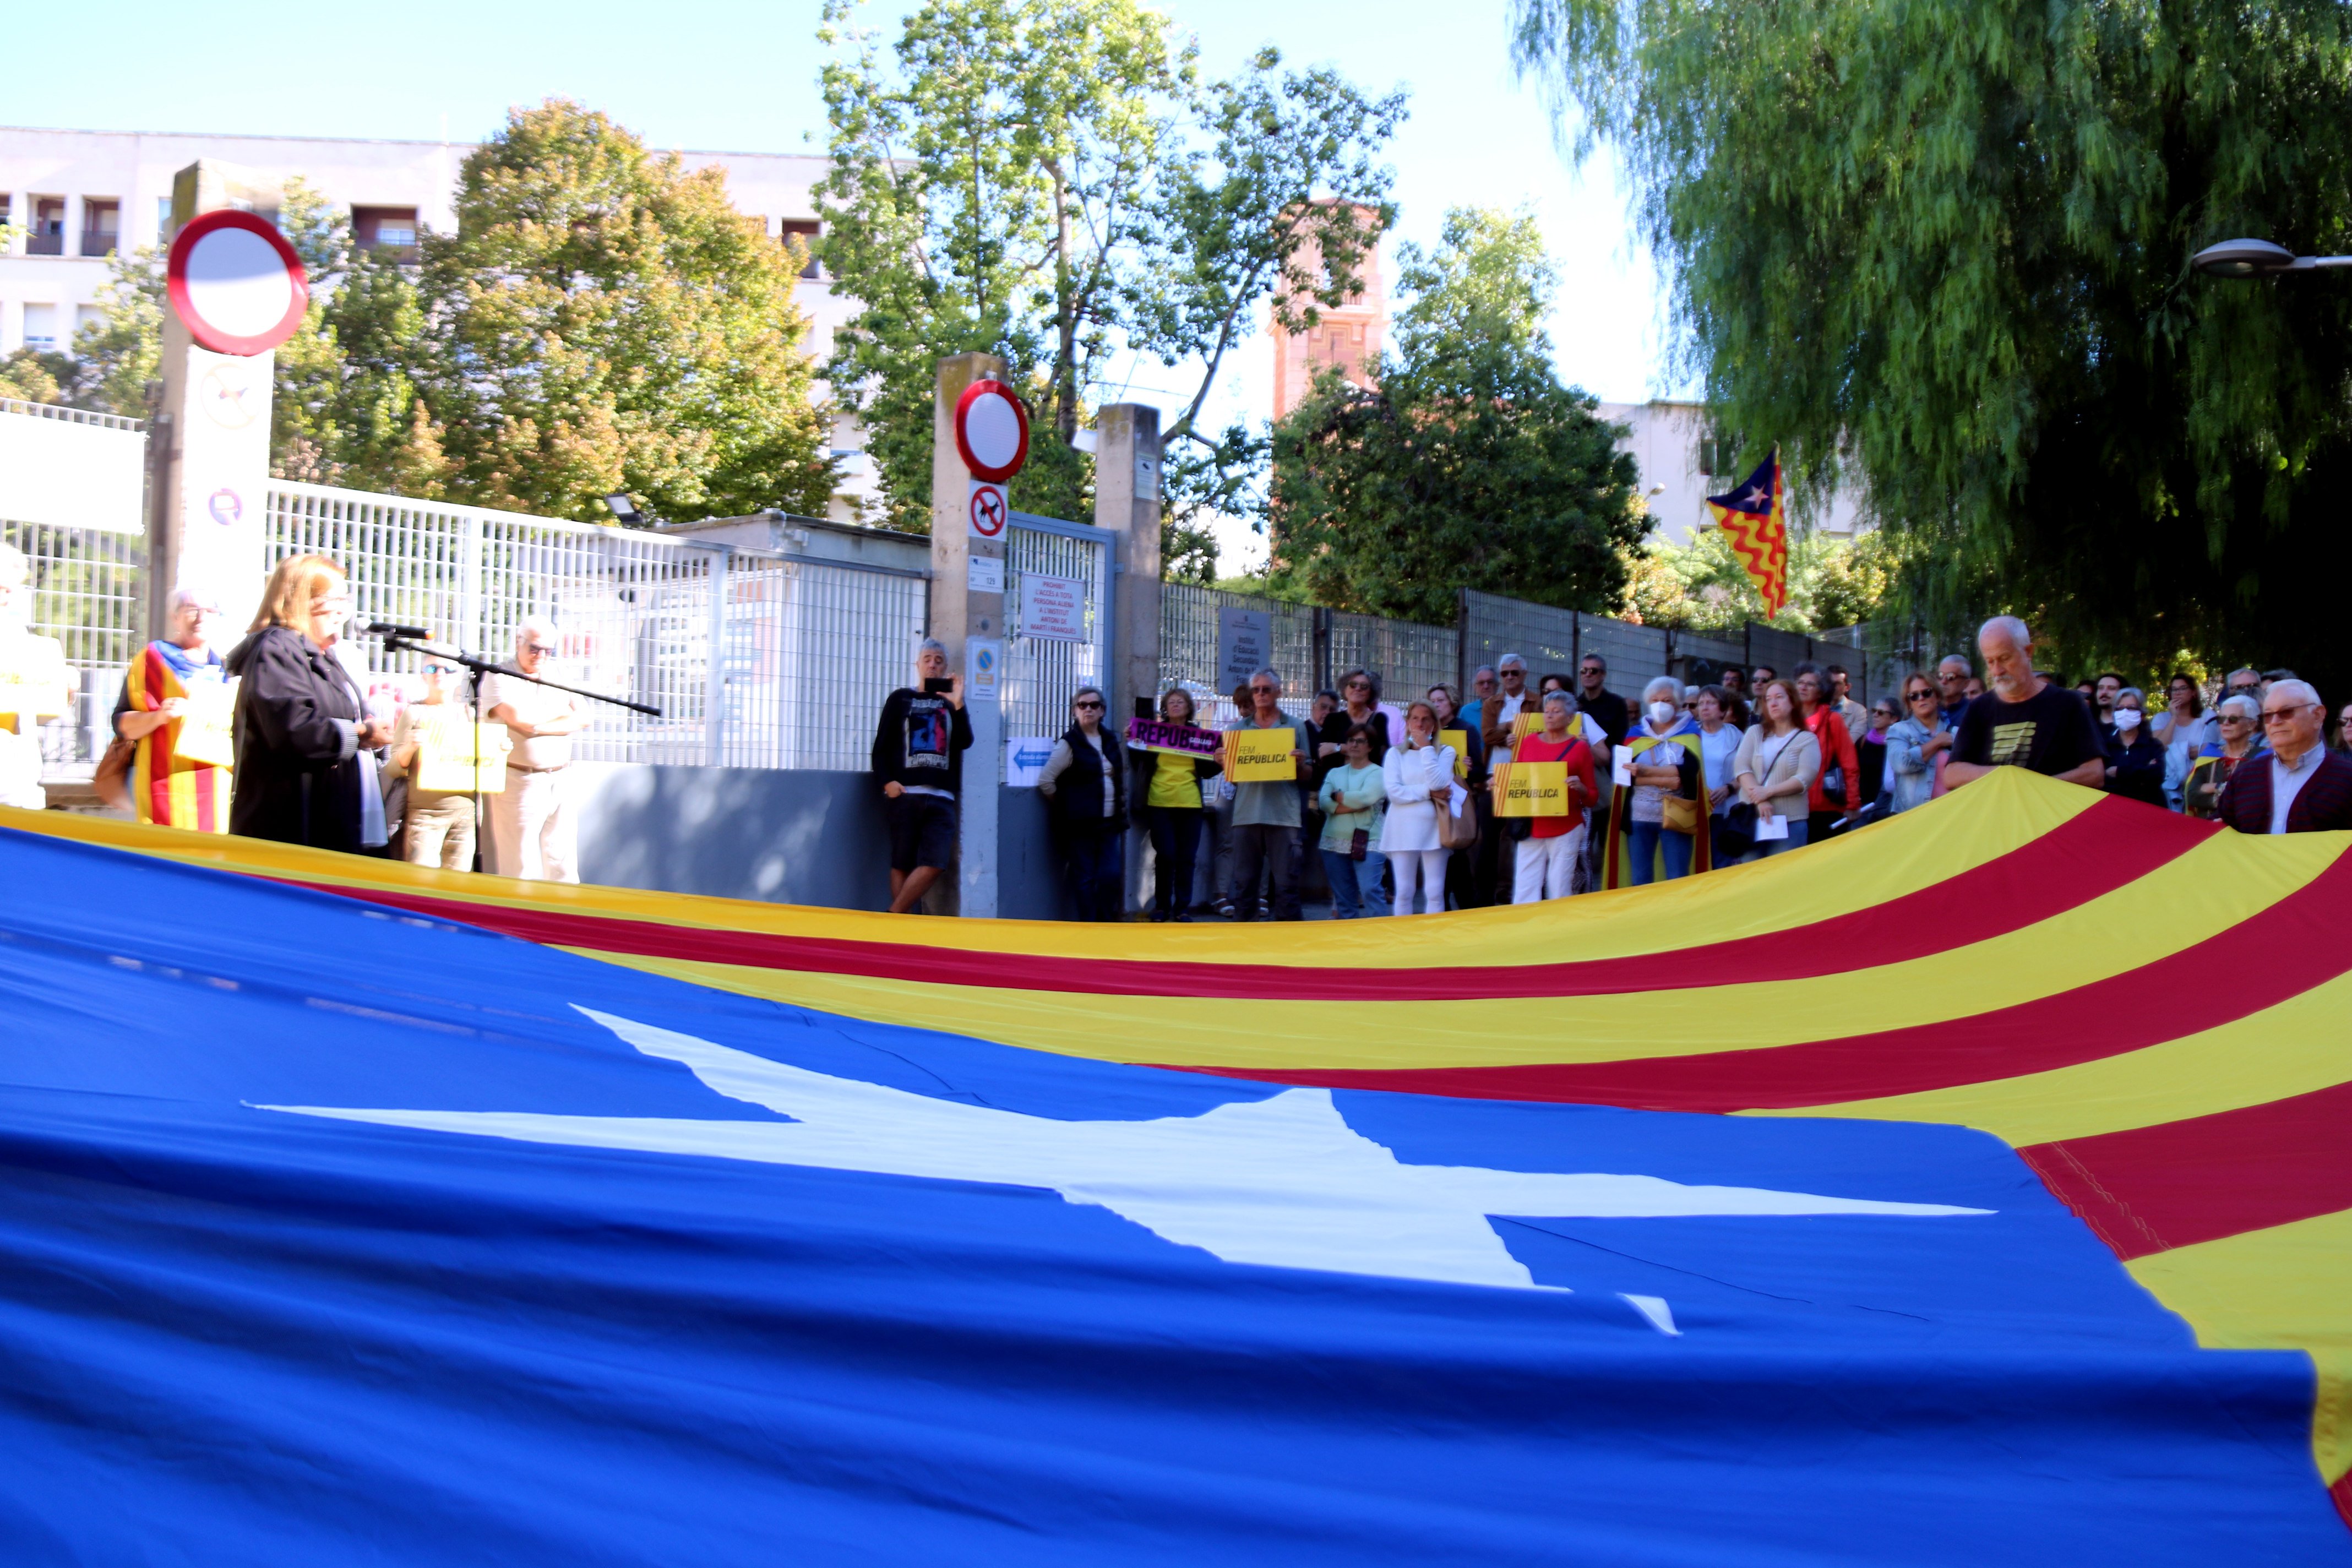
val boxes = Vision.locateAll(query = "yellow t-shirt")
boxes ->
[1146,749,1202,809]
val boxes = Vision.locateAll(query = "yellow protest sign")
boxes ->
[1440,728,1469,779]
[0,634,70,721]
[1221,725,1299,783]
[1492,760,1570,818]
[171,680,237,769]
[414,710,513,794]
[1511,710,1547,741]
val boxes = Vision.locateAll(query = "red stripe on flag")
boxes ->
[2017,1080,2352,1260]
[277,794,2205,1003]
[1176,840,2352,1108]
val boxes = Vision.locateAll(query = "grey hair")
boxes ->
[1496,652,1527,671]
[1472,663,1498,679]
[1539,688,1575,710]
[2116,686,2146,708]
[2226,666,2261,684]
[1937,654,1973,674]
[1249,666,1282,689]
[2218,693,2262,721]
[2269,678,2323,712]
[166,585,220,615]
[1978,614,2032,650]
[916,637,948,663]
[516,614,558,649]
[1642,675,1681,704]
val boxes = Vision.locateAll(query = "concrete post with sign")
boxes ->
[149,161,306,641]
[1092,404,1162,915]
[928,352,1021,918]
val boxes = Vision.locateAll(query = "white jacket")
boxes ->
[1380,742,1458,853]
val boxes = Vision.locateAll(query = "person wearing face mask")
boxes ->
[224,553,393,853]
[111,587,233,833]
[1603,676,1709,887]
[2101,687,2166,807]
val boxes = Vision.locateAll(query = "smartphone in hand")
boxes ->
[923,677,954,695]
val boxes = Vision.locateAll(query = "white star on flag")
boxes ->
[262,1008,1989,1336]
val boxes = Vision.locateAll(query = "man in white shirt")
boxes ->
[483,616,585,881]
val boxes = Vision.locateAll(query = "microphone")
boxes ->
[360,619,431,639]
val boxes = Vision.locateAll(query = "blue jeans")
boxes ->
[1744,818,1811,861]
[1061,831,1125,921]
[1623,819,1694,885]
[1320,847,1391,918]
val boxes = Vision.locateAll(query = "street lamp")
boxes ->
[2191,238,2352,279]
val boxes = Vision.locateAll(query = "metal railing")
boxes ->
[1159,582,1319,725]
[0,399,144,433]
[2,520,146,777]
[79,231,117,258]
[265,482,928,771]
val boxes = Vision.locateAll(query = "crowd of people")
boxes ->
[957,613,2352,922]
[9,542,2345,919]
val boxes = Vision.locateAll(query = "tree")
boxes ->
[817,0,1405,563]
[407,101,835,522]
[1264,206,1641,624]
[1511,0,2352,691]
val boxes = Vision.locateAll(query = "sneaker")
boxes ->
[1173,911,1194,923]
[1256,899,1271,919]
[1212,898,1236,919]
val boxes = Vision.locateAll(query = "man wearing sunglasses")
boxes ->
[2215,679,2352,834]
[1221,667,1313,921]
[484,616,586,881]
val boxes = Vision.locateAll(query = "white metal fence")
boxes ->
[1003,511,1113,738]
[1,519,146,776]
[263,482,928,771]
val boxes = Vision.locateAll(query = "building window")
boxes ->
[76,304,107,345]
[80,199,119,258]
[779,220,821,280]
[156,196,174,239]
[22,303,59,351]
[28,197,66,256]
[352,206,421,260]
[1698,435,1738,478]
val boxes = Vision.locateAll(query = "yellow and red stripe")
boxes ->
[123,645,230,835]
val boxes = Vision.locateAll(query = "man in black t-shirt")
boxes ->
[1946,616,2107,789]
[871,638,973,913]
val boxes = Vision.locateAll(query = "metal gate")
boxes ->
[1002,511,1113,741]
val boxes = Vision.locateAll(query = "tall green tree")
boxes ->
[1265,206,1641,624]
[817,0,1404,567]
[1511,0,2352,689]
[408,101,835,522]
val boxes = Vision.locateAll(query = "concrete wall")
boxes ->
[573,761,1069,917]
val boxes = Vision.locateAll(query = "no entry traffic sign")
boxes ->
[166,210,310,357]
[968,481,1009,540]
[955,379,1031,483]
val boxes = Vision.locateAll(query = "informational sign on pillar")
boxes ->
[930,357,1031,918]
[150,180,310,639]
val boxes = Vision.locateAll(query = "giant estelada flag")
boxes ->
[1707,450,1790,614]
[3,768,2349,1562]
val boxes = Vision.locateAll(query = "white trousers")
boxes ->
[1513,825,1587,903]
[488,767,578,883]
[1387,847,1450,916]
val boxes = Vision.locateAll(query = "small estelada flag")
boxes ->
[1706,451,1788,616]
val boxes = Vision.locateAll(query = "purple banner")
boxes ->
[1126,717,1222,759]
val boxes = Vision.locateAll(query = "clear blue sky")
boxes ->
[9,0,1681,563]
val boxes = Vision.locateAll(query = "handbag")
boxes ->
[1719,800,1758,858]
[1662,793,1700,835]
[93,736,135,812]
[1436,787,1479,851]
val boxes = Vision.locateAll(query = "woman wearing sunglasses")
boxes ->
[1037,686,1129,922]
[1882,674,1951,815]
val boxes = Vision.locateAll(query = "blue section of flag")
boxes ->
[0,827,2342,1565]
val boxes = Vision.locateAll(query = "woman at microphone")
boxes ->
[224,554,393,853]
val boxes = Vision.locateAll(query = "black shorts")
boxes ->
[886,792,959,872]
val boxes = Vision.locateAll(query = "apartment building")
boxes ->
[1598,400,1866,548]
[0,125,875,518]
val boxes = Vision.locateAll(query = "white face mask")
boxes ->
[1647,701,1676,725]
[2115,708,2142,731]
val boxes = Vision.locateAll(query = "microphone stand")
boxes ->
[364,624,660,874]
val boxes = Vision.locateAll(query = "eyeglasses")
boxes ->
[2261,707,2315,724]
[1249,684,1278,695]
[1907,691,1935,703]
[1345,681,1371,692]
[524,643,556,656]
[1074,699,1103,710]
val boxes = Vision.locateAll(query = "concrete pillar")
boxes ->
[1093,404,1162,917]
[928,352,1008,918]
[148,160,285,641]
